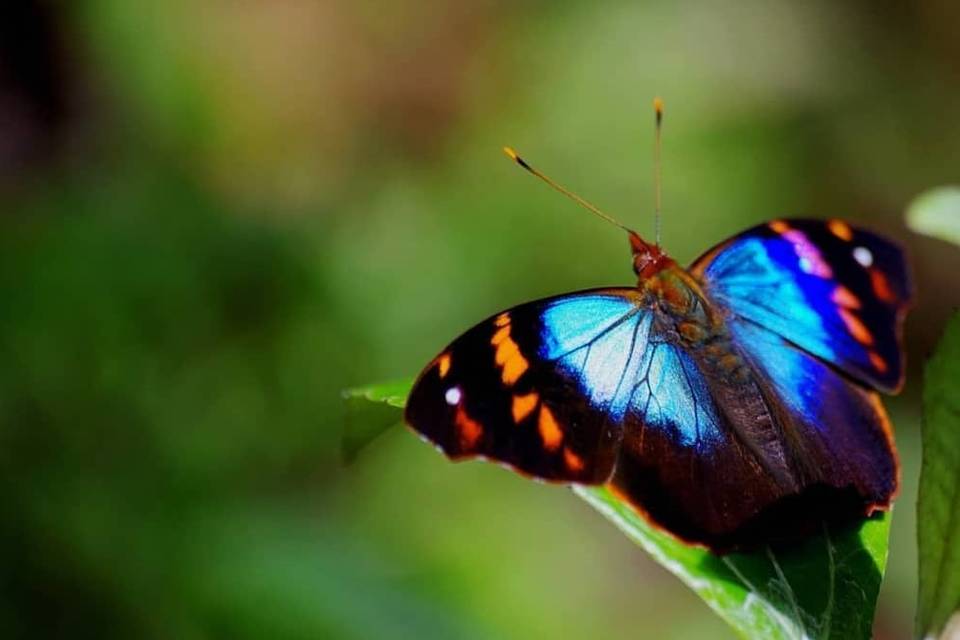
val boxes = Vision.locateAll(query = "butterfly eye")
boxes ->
[853,246,874,267]
[444,386,462,406]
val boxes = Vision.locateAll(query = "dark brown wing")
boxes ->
[608,319,897,552]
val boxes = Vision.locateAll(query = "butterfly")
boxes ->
[403,142,912,553]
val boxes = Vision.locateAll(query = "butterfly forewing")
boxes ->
[690,219,912,392]
[405,289,646,483]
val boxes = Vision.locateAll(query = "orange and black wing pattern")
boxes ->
[405,289,645,484]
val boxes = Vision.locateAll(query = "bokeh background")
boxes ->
[3,1,959,638]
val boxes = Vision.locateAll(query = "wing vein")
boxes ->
[545,307,642,363]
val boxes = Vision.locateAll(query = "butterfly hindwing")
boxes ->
[606,318,896,550]
[728,317,898,500]
[690,219,912,393]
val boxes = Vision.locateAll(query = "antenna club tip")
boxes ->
[502,146,519,161]
[653,97,664,121]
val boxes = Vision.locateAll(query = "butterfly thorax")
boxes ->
[630,234,716,332]
[637,253,710,325]
[640,261,750,381]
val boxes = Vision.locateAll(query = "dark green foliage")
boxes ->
[0,175,469,639]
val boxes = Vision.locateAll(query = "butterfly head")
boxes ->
[630,232,673,280]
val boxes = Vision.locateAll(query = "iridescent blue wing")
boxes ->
[405,285,897,551]
[690,219,912,392]
[405,289,650,483]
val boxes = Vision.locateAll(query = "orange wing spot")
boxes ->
[538,405,563,451]
[869,351,889,373]
[870,268,897,304]
[491,323,529,385]
[494,312,511,327]
[828,219,854,241]
[563,447,585,473]
[455,406,483,450]
[512,392,539,423]
[497,343,529,384]
[769,220,791,234]
[839,308,874,346]
[831,286,861,309]
[437,353,452,379]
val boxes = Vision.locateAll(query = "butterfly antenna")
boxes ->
[653,97,663,247]
[502,146,634,234]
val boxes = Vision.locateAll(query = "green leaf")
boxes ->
[906,186,960,247]
[344,380,891,639]
[340,380,411,461]
[576,487,889,640]
[917,312,960,639]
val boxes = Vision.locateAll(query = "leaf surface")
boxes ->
[906,186,960,247]
[341,380,410,461]
[916,313,960,639]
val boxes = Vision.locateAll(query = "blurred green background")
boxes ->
[2,1,959,638]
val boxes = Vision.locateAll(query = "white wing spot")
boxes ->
[444,386,462,405]
[853,246,873,267]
